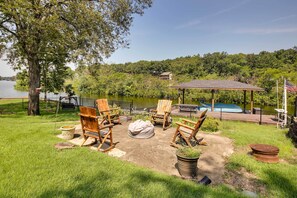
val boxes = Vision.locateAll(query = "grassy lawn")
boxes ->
[221,121,297,197]
[0,99,241,198]
[0,99,296,197]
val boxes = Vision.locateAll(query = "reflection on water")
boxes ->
[82,94,294,115]
[79,94,175,110]
[0,80,294,115]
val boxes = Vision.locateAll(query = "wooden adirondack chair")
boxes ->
[171,109,208,148]
[150,99,172,130]
[79,106,114,152]
[96,99,121,125]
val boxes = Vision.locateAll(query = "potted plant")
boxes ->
[176,146,201,179]
[60,125,76,140]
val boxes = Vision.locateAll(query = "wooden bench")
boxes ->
[178,104,198,112]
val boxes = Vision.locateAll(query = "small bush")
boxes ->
[132,114,150,121]
[106,103,124,115]
[201,117,220,132]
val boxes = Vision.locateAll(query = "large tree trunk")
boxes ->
[28,56,41,115]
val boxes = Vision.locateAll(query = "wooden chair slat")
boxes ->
[171,109,208,147]
[96,99,121,125]
[79,106,114,152]
[150,99,172,130]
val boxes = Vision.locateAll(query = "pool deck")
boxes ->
[171,109,279,125]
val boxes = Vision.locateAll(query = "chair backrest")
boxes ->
[96,99,110,116]
[191,109,208,137]
[156,100,172,115]
[190,115,207,138]
[199,109,208,119]
[79,106,99,133]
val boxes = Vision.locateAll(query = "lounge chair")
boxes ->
[79,106,114,152]
[96,99,121,125]
[171,109,208,148]
[150,99,172,130]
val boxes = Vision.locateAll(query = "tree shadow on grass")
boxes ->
[123,170,242,198]
[263,169,297,197]
[36,168,242,198]
[0,100,79,121]
[37,171,118,198]
[0,101,27,115]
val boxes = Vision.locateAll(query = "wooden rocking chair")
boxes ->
[171,109,208,148]
[96,99,121,125]
[150,99,172,130]
[79,106,114,152]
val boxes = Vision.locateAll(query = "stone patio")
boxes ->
[57,121,234,185]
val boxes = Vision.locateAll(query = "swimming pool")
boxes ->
[198,103,243,113]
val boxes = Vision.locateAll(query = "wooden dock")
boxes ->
[171,109,278,125]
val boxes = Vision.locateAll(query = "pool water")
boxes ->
[198,103,243,113]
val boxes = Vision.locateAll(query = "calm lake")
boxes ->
[0,80,27,98]
[0,80,161,109]
[0,80,294,115]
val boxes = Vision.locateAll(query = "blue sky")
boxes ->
[1,0,297,76]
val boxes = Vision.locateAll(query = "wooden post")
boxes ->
[182,89,185,104]
[294,96,297,117]
[250,90,254,114]
[243,90,246,114]
[211,90,215,112]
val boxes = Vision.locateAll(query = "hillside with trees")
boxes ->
[0,76,15,81]
[73,47,297,106]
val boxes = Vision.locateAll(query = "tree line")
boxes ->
[73,47,297,106]
[0,76,16,81]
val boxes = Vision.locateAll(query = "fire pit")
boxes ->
[249,144,279,163]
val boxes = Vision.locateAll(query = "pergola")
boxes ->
[172,80,264,113]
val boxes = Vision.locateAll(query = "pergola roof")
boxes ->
[160,72,172,75]
[172,80,263,91]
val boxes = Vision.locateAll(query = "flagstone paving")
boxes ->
[62,121,234,184]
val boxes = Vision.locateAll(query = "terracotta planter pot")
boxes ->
[176,154,199,179]
[60,125,76,140]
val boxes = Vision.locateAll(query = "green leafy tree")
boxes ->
[0,0,152,115]
[14,70,29,91]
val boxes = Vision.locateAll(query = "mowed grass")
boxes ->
[0,99,242,198]
[221,121,297,197]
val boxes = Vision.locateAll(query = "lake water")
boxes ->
[0,80,294,115]
[0,80,61,99]
[0,80,27,98]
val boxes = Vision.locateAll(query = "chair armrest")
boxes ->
[100,109,111,113]
[99,124,114,129]
[175,122,195,130]
[182,119,196,125]
[150,109,157,115]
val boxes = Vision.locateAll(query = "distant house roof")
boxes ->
[160,72,172,76]
[172,80,263,91]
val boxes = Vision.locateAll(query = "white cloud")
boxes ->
[270,14,296,23]
[175,0,251,29]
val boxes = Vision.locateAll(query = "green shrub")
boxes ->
[132,114,150,121]
[201,117,220,132]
